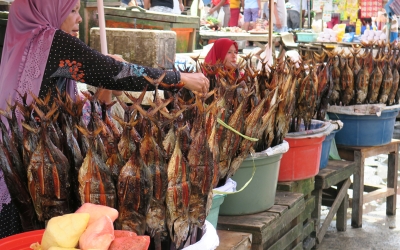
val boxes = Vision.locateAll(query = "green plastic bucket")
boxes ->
[219,152,283,215]
[206,194,226,228]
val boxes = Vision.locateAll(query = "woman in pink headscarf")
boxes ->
[0,0,210,238]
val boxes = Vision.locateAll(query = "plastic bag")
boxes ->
[333,23,346,42]
[216,8,224,26]
[342,32,354,42]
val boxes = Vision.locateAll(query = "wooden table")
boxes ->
[337,140,399,228]
[199,30,281,49]
[312,160,355,245]
[217,192,305,250]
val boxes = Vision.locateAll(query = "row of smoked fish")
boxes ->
[0,48,300,250]
[315,41,400,108]
[0,42,374,248]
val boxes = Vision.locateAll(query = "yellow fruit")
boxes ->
[48,248,80,250]
[41,213,90,250]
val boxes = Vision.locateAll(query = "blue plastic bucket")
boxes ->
[320,129,339,169]
[328,109,400,146]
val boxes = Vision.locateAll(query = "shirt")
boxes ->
[211,0,230,7]
[244,0,259,9]
[268,0,287,27]
[230,0,240,9]
[39,30,181,103]
[287,0,307,13]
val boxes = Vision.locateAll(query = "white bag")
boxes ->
[217,8,225,26]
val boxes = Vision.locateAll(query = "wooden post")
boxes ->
[300,0,302,29]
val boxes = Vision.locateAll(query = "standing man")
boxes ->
[208,0,231,27]
[286,0,307,29]
[241,0,261,31]
[271,0,287,32]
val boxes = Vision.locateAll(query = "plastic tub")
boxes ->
[328,109,400,146]
[279,136,325,181]
[219,148,284,215]
[206,194,226,228]
[0,230,44,250]
[296,32,318,42]
[320,129,340,169]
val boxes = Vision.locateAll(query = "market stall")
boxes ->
[2,1,400,249]
[102,7,199,53]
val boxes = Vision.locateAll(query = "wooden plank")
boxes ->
[338,140,399,160]
[351,150,363,228]
[299,196,315,224]
[315,160,355,189]
[267,223,303,250]
[387,146,398,216]
[311,189,322,233]
[363,187,395,204]
[336,180,349,231]
[104,7,199,24]
[302,220,315,240]
[104,15,199,30]
[274,192,304,208]
[303,236,316,250]
[317,178,351,243]
[260,198,305,247]
[217,192,305,247]
[277,177,315,196]
[292,241,304,250]
[217,230,252,250]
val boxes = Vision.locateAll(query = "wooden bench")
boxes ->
[312,160,355,245]
[337,139,399,228]
[277,178,316,250]
[217,192,305,250]
[217,230,252,250]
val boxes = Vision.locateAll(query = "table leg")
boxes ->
[336,179,349,231]
[387,145,398,215]
[351,150,364,228]
[311,188,322,233]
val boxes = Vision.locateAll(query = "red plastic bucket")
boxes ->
[278,136,325,181]
[0,230,44,250]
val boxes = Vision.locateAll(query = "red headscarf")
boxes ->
[204,38,238,65]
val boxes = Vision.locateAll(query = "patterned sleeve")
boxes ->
[45,30,180,92]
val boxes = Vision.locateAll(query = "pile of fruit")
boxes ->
[30,203,149,250]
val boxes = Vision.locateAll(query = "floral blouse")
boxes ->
[39,30,181,100]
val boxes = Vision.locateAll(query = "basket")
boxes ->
[296,32,318,43]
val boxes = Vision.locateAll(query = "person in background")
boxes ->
[228,0,241,27]
[208,0,231,27]
[144,0,175,13]
[204,38,240,77]
[361,18,372,34]
[286,0,307,30]
[120,0,143,8]
[241,0,261,31]
[262,1,269,20]
[0,0,209,237]
[269,0,287,32]
[172,0,184,14]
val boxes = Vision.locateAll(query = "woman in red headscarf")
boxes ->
[204,38,239,69]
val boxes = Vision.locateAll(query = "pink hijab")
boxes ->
[204,38,238,65]
[0,0,78,212]
[0,0,78,115]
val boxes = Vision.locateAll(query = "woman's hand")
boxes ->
[107,54,128,63]
[181,73,210,93]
